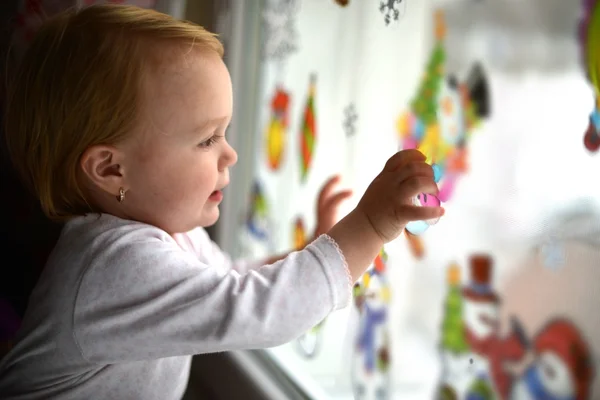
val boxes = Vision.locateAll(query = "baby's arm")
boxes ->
[174,227,288,274]
[73,228,352,364]
[73,150,440,364]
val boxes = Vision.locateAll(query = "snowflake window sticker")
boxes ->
[262,0,301,61]
[379,0,406,26]
[343,103,358,137]
[539,241,565,271]
[537,230,565,271]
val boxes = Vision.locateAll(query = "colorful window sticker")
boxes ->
[398,10,490,236]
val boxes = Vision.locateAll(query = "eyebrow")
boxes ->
[192,116,231,133]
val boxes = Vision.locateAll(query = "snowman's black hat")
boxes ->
[465,62,490,119]
[462,254,500,303]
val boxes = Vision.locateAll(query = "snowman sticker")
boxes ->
[510,319,594,400]
[238,181,276,258]
[437,263,475,398]
[461,255,529,399]
[352,249,392,400]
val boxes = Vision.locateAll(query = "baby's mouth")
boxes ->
[209,190,223,201]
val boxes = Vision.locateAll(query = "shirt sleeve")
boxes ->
[73,229,352,364]
[173,227,263,275]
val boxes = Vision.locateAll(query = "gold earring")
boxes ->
[117,187,125,203]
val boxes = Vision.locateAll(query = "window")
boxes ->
[219,1,600,399]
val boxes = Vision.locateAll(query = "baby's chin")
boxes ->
[168,201,222,232]
[197,206,221,228]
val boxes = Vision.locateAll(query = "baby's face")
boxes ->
[119,47,237,233]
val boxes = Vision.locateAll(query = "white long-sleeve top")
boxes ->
[0,213,352,400]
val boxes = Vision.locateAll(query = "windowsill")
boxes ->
[266,348,338,399]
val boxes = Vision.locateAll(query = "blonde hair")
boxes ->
[4,4,224,220]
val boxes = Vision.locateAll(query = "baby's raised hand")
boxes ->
[356,149,444,243]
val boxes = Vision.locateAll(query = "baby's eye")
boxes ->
[198,134,223,148]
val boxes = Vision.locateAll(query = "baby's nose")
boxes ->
[225,143,238,166]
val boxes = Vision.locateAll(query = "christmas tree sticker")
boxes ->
[439,384,458,400]
[467,377,495,400]
[299,75,317,183]
[410,10,446,126]
[440,263,469,353]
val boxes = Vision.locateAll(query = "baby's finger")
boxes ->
[397,177,439,200]
[397,204,445,222]
[384,149,426,172]
[323,190,353,210]
[317,175,341,207]
[395,161,434,185]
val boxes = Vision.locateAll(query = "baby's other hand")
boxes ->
[313,175,353,238]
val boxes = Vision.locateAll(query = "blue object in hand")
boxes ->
[432,163,442,183]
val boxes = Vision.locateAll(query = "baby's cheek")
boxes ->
[188,169,217,197]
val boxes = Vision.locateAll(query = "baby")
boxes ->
[0,5,443,400]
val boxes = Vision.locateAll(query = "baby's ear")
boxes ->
[79,145,126,196]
